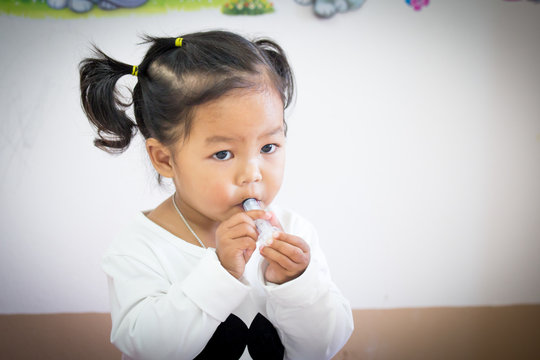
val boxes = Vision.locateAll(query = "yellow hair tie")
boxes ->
[131,65,138,77]
[175,37,183,47]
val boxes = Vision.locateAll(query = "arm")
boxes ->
[262,220,354,360]
[102,250,250,360]
[102,210,266,359]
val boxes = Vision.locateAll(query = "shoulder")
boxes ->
[101,212,210,283]
[100,213,152,262]
[102,211,201,260]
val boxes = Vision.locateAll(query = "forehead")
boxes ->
[190,87,285,141]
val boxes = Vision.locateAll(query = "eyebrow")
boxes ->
[204,135,236,144]
[204,125,284,145]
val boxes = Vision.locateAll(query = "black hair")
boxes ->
[79,30,294,182]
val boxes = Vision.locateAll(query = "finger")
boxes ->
[232,236,257,251]
[272,232,310,253]
[266,239,307,264]
[260,245,299,272]
[221,210,269,231]
[266,212,284,231]
[226,222,259,241]
[265,258,288,275]
[222,212,258,229]
[244,209,272,222]
[243,246,256,262]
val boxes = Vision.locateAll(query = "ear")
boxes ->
[146,138,175,178]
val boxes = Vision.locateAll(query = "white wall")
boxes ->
[1,0,539,313]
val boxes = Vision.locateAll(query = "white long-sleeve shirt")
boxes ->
[102,205,353,360]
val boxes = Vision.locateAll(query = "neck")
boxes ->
[171,193,219,248]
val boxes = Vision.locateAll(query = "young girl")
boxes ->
[80,30,353,360]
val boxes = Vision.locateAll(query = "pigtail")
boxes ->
[255,39,295,110]
[79,47,138,154]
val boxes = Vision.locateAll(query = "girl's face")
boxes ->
[171,87,286,225]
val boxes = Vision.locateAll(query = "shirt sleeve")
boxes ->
[261,219,354,360]
[102,249,250,360]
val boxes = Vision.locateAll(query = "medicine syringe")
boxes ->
[242,198,276,246]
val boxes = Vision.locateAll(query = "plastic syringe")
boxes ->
[242,198,276,246]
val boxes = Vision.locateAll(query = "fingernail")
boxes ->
[264,212,272,219]
[272,231,279,238]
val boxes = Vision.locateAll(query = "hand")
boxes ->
[260,213,311,284]
[215,210,270,279]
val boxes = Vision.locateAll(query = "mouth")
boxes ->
[241,198,265,212]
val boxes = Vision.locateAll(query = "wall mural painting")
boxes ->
[222,0,275,15]
[0,0,230,17]
[405,0,429,11]
[47,0,145,13]
[295,0,365,19]
[2,0,539,22]
[0,0,371,18]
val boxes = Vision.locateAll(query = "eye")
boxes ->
[261,144,277,154]
[213,150,232,161]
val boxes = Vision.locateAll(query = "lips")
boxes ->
[236,196,263,210]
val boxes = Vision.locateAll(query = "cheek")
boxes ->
[176,163,226,196]
[266,154,286,187]
[202,173,234,203]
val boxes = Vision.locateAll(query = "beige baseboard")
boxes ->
[0,312,119,359]
[333,305,540,360]
[1,305,539,359]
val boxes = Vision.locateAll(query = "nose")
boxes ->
[237,158,262,185]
